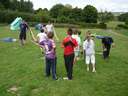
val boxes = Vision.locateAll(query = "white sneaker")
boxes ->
[92,70,96,73]
[87,68,89,72]
[63,77,69,80]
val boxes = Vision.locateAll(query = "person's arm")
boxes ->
[111,38,115,47]
[36,35,40,43]
[52,40,56,52]
[69,37,78,48]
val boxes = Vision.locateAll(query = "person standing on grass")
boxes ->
[39,32,57,80]
[102,36,115,59]
[62,28,78,80]
[72,29,81,64]
[36,28,48,54]
[46,21,59,41]
[36,29,47,43]
[19,20,28,46]
[83,35,96,72]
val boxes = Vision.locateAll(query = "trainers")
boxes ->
[87,68,89,72]
[63,77,69,80]
[92,70,96,73]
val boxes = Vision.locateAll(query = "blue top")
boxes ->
[20,22,28,33]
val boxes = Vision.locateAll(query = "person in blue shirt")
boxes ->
[102,36,115,59]
[19,20,28,46]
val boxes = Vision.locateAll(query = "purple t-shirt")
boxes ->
[40,39,56,59]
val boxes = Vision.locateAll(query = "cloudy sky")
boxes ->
[30,0,128,12]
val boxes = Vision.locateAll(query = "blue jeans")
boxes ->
[45,57,57,80]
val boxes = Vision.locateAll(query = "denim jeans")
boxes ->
[45,57,57,80]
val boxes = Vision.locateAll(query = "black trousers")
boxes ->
[64,53,74,80]
[103,45,111,59]
[19,32,26,40]
[45,57,57,80]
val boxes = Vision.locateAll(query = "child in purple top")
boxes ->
[39,32,57,80]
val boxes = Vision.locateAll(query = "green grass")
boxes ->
[0,26,128,96]
[107,21,124,29]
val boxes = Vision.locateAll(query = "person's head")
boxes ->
[78,31,81,35]
[67,28,73,36]
[40,29,44,33]
[43,24,46,27]
[47,32,54,39]
[86,30,91,35]
[73,28,78,35]
[48,21,52,24]
[86,35,91,41]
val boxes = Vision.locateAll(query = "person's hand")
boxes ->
[112,43,115,48]
[103,48,107,51]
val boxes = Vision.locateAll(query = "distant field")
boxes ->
[107,21,124,29]
[0,26,128,96]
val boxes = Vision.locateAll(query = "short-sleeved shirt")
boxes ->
[62,36,78,55]
[102,37,113,47]
[20,22,28,33]
[37,32,47,43]
[83,39,95,55]
[40,39,56,59]
[72,35,81,51]
[46,24,53,32]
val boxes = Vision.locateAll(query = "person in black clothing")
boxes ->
[102,36,114,59]
[19,20,29,46]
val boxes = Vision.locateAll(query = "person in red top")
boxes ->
[62,28,78,80]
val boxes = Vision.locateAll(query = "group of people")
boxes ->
[19,20,115,80]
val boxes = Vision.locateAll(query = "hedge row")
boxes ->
[0,10,38,23]
[0,10,107,29]
[116,24,128,29]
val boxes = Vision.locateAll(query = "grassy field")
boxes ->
[0,26,128,96]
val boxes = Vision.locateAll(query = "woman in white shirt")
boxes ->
[83,35,96,72]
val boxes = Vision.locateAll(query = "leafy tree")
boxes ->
[0,2,5,10]
[82,5,98,23]
[118,12,128,22]
[35,8,50,23]
[70,7,82,22]
[98,11,114,23]
[50,4,64,18]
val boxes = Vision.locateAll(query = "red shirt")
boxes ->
[62,35,78,55]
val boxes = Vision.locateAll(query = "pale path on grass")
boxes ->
[107,29,128,39]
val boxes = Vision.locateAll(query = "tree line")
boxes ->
[0,0,33,12]
[1,0,127,29]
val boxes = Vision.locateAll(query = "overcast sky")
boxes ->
[30,0,128,12]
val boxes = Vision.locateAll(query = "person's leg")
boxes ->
[64,55,69,76]
[51,58,57,80]
[73,51,77,64]
[45,58,51,76]
[77,50,80,60]
[103,48,107,59]
[91,55,96,72]
[19,33,24,46]
[68,53,74,80]
[86,55,90,71]
[23,32,26,45]
[107,45,111,58]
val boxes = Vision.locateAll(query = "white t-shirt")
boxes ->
[46,24,53,32]
[83,39,95,55]
[37,32,47,43]
[72,35,81,51]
